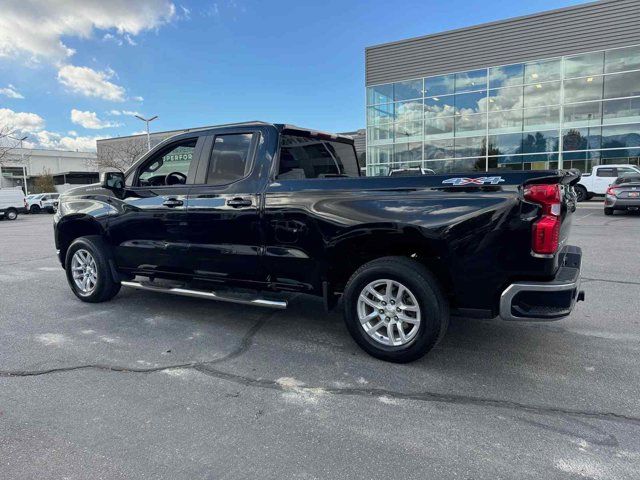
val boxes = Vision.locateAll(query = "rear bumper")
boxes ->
[500,245,584,321]
[605,196,640,209]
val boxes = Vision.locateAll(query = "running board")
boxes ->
[120,281,287,309]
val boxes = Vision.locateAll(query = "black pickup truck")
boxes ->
[54,121,584,362]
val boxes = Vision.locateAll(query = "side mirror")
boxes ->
[101,171,126,191]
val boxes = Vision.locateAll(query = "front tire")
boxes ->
[343,257,449,363]
[574,185,588,202]
[604,207,614,216]
[65,236,121,303]
[5,208,18,220]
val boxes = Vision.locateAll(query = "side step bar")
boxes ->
[120,281,288,309]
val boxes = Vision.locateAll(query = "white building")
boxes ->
[0,148,98,194]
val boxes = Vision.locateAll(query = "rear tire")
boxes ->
[65,236,121,303]
[5,208,18,220]
[604,207,614,216]
[30,205,40,214]
[574,185,588,202]
[343,256,449,363]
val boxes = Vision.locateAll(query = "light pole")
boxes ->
[8,134,28,194]
[134,115,158,151]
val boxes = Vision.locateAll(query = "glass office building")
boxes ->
[366,44,640,176]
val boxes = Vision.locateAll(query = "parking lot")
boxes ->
[1,203,639,479]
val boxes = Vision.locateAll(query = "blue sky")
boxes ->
[0,0,586,151]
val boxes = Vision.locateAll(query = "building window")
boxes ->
[365,44,640,175]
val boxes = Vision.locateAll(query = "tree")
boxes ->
[32,169,56,193]
[96,137,148,172]
[0,125,24,167]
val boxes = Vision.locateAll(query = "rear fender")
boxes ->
[325,225,452,295]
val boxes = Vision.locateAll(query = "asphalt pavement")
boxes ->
[1,203,639,479]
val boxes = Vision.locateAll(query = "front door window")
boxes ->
[138,139,197,187]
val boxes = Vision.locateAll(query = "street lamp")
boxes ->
[7,134,28,194]
[134,115,158,151]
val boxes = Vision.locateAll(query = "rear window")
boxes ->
[615,174,640,185]
[277,134,359,179]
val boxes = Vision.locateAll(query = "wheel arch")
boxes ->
[325,225,453,298]
[56,215,107,266]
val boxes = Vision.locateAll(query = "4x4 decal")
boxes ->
[442,176,506,186]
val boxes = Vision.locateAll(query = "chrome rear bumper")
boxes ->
[500,245,584,321]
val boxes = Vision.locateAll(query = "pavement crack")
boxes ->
[5,361,637,427]
[582,276,640,286]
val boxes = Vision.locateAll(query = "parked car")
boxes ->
[574,164,640,201]
[27,192,60,213]
[604,173,640,215]
[53,122,584,362]
[0,188,27,220]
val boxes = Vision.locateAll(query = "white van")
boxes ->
[0,188,27,220]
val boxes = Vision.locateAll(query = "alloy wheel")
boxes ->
[357,279,421,347]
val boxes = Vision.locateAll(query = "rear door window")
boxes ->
[206,133,255,185]
[277,135,359,179]
[596,167,617,177]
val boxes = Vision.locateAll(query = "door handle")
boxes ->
[227,197,252,208]
[163,198,184,207]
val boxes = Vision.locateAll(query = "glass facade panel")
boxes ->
[425,139,454,159]
[424,74,454,97]
[489,63,524,88]
[488,86,523,111]
[525,58,561,83]
[603,98,640,124]
[605,46,640,73]
[394,79,423,101]
[455,91,486,114]
[604,71,640,99]
[367,104,394,125]
[455,113,486,136]
[488,133,522,155]
[565,51,604,78]
[563,101,602,127]
[366,45,640,175]
[455,136,485,158]
[455,69,487,93]
[523,81,561,108]
[563,127,602,151]
[601,123,640,149]
[394,121,423,143]
[367,125,393,144]
[424,116,454,137]
[524,106,560,131]
[394,142,422,164]
[489,109,523,133]
[395,100,423,122]
[424,96,455,117]
[522,130,559,153]
[367,84,393,105]
[564,76,604,103]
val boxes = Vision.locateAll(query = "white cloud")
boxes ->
[108,109,141,117]
[58,65,126,102]
[32,130,105,152]
[0,84,24,99]
[0,0,176,62]
[0,108,45,132]
[131,96,144,102]
[71,109,122,129]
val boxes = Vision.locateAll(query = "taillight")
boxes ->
[524,184,562,255]
[606,186,618,197]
